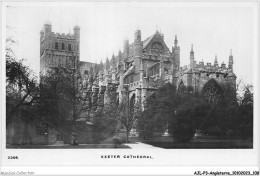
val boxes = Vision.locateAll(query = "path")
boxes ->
[125,142,164,149]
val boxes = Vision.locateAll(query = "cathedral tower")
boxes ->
[40,22,80,75]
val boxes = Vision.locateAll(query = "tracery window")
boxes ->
[151,42,163,55]
[147,62,160,77]
[202,79,223,105]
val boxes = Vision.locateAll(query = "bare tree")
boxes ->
[39,60,99,144]
[103,98,142,143]
[6,36,39,145]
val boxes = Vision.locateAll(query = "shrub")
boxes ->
[171,121,195,143]
[169,113,195,143]
[137,114,156,140]
[113,138,123,148]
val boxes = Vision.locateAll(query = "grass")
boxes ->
[140,136,253,149]
[6,143,130,149]
[6,135,253,149]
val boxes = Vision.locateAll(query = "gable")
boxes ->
[143,32,171,55]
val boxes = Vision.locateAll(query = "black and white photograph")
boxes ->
[1,1,259,175]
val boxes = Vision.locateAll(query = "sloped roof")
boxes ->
[123,65,134,77]
[104,30,170,68]
[80,61,97,67]
[143,35,154,49]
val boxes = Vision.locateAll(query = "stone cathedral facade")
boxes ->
[40,22,237,122]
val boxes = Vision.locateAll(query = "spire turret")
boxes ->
[172,34,180,70]
[134,28,143,73]
[214,55,218,67]
[123,38,129,61]
[221,61,226,69]
[99,60,104,70]
[43,20,52,38]
[111,54,116,64]
[174,35,178,47]
[105,57,109,69]
[190,44,195,69]
[228,49,234,71]
[117,50,123,70]
[134,29,141,42]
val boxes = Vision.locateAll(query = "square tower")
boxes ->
[40,22,80,75]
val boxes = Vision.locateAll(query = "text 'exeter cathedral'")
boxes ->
[40,22,236,114]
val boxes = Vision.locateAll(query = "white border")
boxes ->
[1,166,259,175]
[1,0,259,175]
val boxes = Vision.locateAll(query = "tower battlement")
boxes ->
[51,32,75,40]
[40,22,80,74]
[180,60,231,73]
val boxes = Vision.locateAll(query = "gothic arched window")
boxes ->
[62,43,65,50]
[55,42,58,49]
[147,62,160,77]
[151,42,163,55]
[68,44,72,51]
[202,79,223,105]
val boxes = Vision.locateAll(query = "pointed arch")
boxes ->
[68,44,72,51]
[201,78,223,105]
[55,42,58,49]
[62,43,65,50]
[147,62,160,77]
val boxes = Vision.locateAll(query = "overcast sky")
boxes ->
[4,2,257,85]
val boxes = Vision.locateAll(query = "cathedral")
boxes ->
[40,22,237,141]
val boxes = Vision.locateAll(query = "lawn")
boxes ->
[6,143,130,149]
[139,136,253,149]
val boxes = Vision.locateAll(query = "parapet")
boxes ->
[179,59,232,75]
[51,32,75,40]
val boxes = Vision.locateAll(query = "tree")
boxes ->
[39,62,99,144]
[91,109,118,144]
[6,36,39,145]
[237,84,253,139]
[38,67,71,141]
[100,93,142,143]
[138,83,206,143]
[137,86,173,139]
[199,80,241,137]
[169,85,207,142]
[137,108,158,140]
